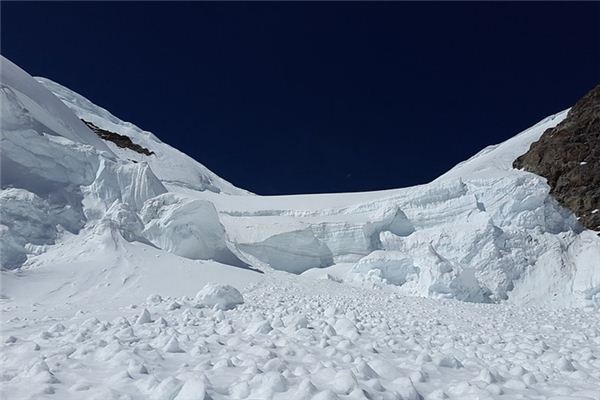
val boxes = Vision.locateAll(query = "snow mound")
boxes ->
[140,193,242,265]
[195,283,244,310]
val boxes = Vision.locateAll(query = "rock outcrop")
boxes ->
[514,85,600,231]
[82,119,155,156]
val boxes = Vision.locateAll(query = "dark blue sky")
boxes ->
[2,2,599,195]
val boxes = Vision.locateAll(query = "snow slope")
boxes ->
[0,57,111,153]
[0,55,245,271]
[35,77,249,195]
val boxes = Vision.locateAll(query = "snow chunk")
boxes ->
[136,308,153,325]
[141,194,239,264]
[195,283,244,310]
[331,369,358,394]
[235,228,334,274]
[351,250,419,286]
[173,376,209,400]
[164,336,184,353]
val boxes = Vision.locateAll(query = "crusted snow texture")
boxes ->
[3,274,600,400]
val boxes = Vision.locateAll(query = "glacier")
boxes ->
[1,54,599,309]
[2,55,600,400]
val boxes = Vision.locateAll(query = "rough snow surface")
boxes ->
[2,273,600,400]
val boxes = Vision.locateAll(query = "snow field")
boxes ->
[2,273,599,400]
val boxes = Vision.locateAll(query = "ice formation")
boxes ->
[1,54,599,309]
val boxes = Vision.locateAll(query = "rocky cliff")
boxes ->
[514,85,600,231]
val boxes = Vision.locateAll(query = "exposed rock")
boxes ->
[82,119,155,156]
[513,85,600,231]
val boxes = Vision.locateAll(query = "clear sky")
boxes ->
[2,2,599,195]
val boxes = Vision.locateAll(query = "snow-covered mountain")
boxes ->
[2,55,600,400]
[35,76,249,196]
[1,55,599,309]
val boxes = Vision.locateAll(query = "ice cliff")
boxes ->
[1,55,599,307]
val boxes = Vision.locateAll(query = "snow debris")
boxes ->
[3,275,599,399]
[136,308,153,325]
[164,336,184,353]
[195,283,244,310]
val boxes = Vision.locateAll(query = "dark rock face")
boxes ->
[82,119,155,156]
[513,85,600,231]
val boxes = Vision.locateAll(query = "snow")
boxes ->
[35,76,248,196]
[198,170,596,306]
[3,274,599,400]
[2,56,600,399]
[350,250,419,286]
[195,283,244,310]
[0,57,111,152]
[140,193,236,263]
